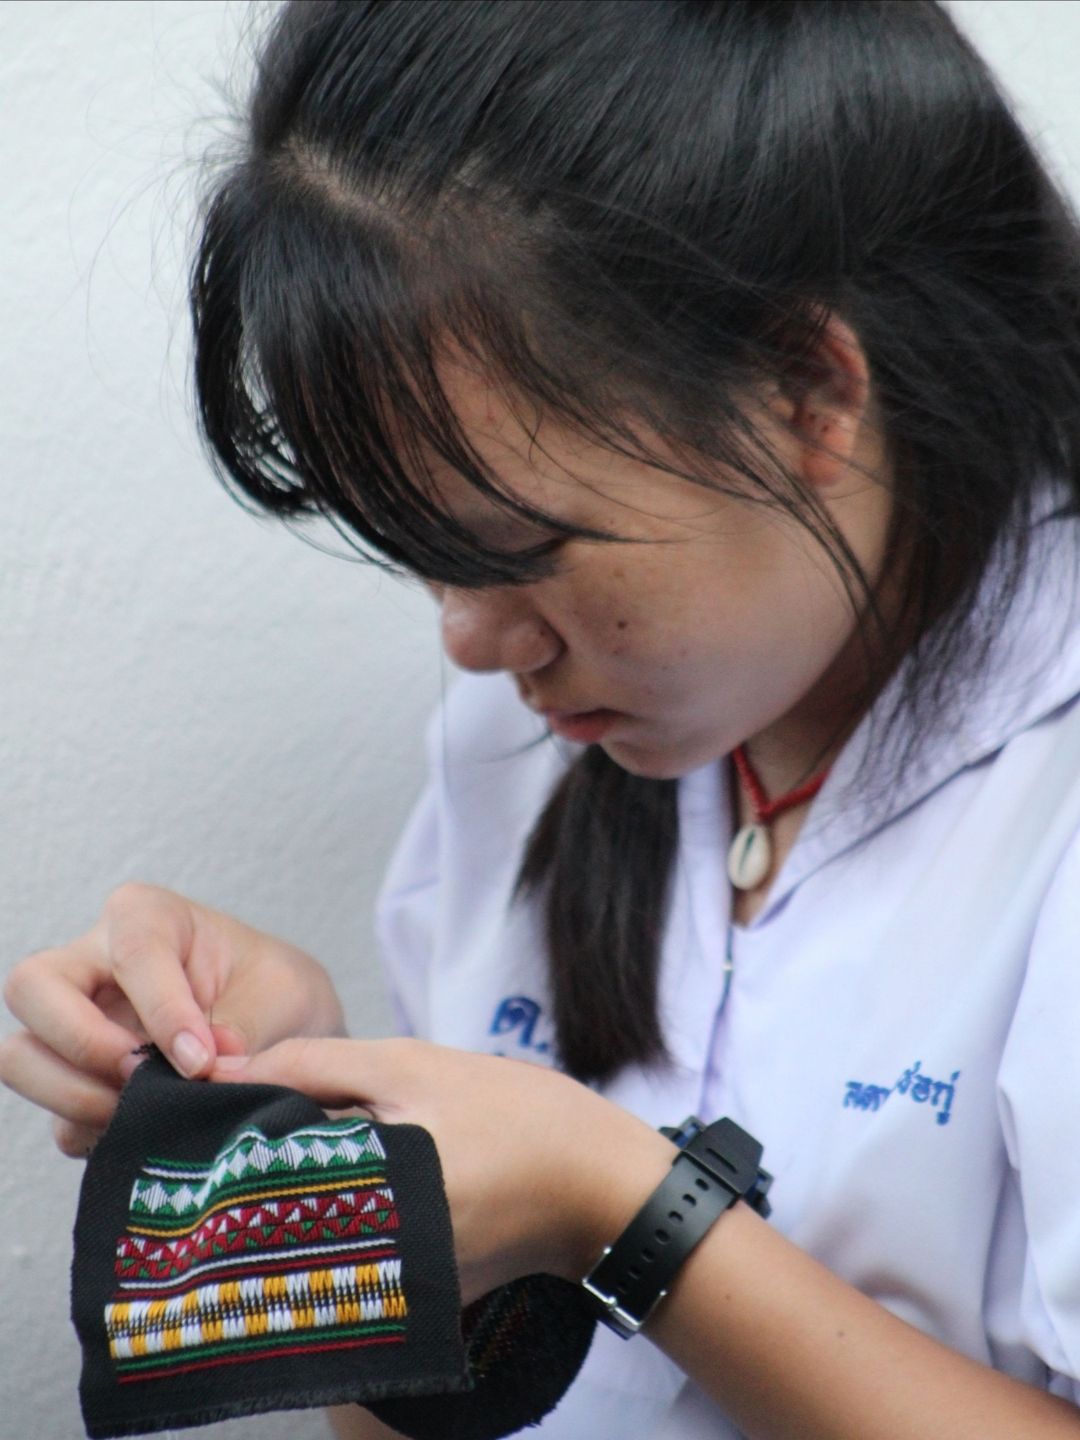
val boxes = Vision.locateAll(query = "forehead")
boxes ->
[413,347,722,532]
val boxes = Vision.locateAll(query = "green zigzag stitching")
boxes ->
[130,1120,386,1219]
[112,1322,407,1375]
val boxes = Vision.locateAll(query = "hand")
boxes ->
[210,1037,676,1306]
[0,882,345,1157]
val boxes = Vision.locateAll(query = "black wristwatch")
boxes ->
[580,1115,772,1339]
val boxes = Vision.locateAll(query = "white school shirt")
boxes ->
[374,498,1080,1438]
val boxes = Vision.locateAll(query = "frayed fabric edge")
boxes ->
[85,1370,475,1439]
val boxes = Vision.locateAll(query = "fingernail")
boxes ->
[172,1030,210,1077]
[213,1054,249,1072]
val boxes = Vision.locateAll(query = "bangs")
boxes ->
[192,156,635,589]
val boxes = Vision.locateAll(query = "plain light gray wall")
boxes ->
[1,4,440,1436]
[2,2,1080,1436]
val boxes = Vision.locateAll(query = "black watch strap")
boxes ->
[581,1116,771,1339]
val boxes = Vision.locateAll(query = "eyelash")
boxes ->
[515,535,567,558]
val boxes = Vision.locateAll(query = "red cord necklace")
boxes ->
[727,744,830,891]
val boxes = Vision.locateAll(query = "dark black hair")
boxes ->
[191,0,1080,1083]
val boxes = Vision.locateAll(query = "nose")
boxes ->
[438,586,563,676]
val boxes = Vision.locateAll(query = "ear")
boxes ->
[768,311,872,491]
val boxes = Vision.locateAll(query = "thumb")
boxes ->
[210,1036,404,1117]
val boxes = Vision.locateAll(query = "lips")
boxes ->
[540,708,622,744]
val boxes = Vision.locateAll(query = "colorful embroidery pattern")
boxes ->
[106,1119,408,1381]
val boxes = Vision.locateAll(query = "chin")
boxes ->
[599,736,711,781]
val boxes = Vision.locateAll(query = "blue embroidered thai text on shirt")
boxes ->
[844,1061,960,1126]
[489,995,552,1056]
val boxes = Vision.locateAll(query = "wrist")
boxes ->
[578,1116,772,1340]
[558,1113,677,1284]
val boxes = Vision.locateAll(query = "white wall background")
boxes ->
[1,2,1079,1436]
[0,3,441,1436]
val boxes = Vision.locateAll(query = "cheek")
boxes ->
[562,526,858,677]
[608,615,634,657]
[559,558,707,668]
[622,552,851,685]
[581,600,667,664]
[555,562,643,655]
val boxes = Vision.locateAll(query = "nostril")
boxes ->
[504,617,564,675]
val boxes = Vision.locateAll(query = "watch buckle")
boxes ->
[581,1252,668,1340]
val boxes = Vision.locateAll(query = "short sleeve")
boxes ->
[372,702,445,1040]
[996,826,1080,1403]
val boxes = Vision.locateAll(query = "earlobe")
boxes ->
[789,312,871,491]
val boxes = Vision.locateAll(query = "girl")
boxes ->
[5,1,1080,1435]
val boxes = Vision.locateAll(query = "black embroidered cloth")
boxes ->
[72,1048,597,1438]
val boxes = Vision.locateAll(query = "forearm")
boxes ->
[641,1194,1080,1440]
[212,1040,1080,1440]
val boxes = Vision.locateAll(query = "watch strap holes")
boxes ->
[582,1119,768,1339]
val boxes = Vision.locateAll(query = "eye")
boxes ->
[511,534,567,560]
[470,519,565,557]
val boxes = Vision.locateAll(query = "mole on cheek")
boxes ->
[616,619,628,631]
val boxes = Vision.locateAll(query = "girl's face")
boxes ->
[420,346,895,781]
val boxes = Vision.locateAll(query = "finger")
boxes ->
[209,1022,250,1057]
[211,1037,413,1114]
[196,938,345,1058]
[0,1030,122,1130]
[4,946,144,1085]
[102,888,217,1077]
[52,1114,104,1159]
[107,886,346,1061]
[324,1104,377,1123]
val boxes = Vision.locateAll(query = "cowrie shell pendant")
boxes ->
[727,822,772,890]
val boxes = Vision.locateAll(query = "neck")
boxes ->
[742,558,914,798]
[728,617,900,926]
[746,503,921,800]
[738,672,870,805]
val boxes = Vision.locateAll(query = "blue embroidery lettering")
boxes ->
[844,1082,890,1111]
[931,1071,960,1126]
[489,995,552,1054]
[843,1062,961,1127]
